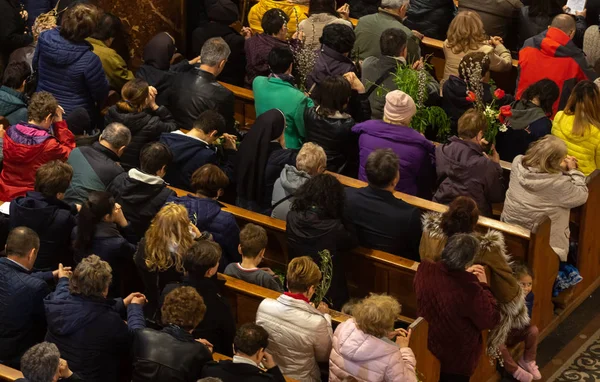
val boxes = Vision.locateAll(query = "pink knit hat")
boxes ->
[384,90,417,124]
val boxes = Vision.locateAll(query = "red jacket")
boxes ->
[0,121,75,201]
[414,261,500,376]
[516,27,597,116]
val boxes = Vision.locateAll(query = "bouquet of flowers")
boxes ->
[466,86,511,149]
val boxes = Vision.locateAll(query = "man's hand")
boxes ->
[411,57,424,71]
[343,72,366,94]
[222,133,238,151]
[240,27,252,39]
[576,8,587,17]
[58,358,74,378]
[394,328,411,348]
[337,3,350,20]
[489,36,504,46]
[262,351,277,369]
[53,105,65,123]
[189,55,202,65]
[53,263,72,280]
[196,338,214,353]
[124,292,146,306]
[412,30,424,40]
[467,265,488,284]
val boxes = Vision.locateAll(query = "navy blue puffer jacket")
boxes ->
[34,28,109,121]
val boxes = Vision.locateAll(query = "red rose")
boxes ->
[465,91,477,102]
[498,105,512,123]
[494,88,506,99]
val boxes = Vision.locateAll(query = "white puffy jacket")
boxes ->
[255,294,333,381]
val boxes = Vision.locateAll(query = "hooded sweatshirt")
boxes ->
[44,278,146,382]
[501,155,588,261]
[0,86,27,126]
[496,99,552,162]
[329,319,418,382]
[271,165,311,221]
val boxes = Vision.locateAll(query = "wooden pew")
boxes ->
[0,364,22,382]
[219,81,257,130]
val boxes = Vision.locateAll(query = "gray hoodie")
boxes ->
[271,165,311,220]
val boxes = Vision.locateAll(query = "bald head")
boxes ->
[100,122,131,156]
[551,14,576,37]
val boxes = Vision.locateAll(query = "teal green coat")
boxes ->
[253,76,314,150]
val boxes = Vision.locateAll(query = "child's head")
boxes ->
[238,223,268,260]
[512,262,533,296]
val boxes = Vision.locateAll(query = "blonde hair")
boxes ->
[144,203,193,273]
[353,294,401,337]
[522,135,567,174]
[69,255,112,298]
[286,256,321,292]
[446,11,487,54]
[563,80,600,136]
[296,143,327,176]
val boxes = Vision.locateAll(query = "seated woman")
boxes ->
[299,0,352,51]
[134,203,199,319]
[305,76,357,174]
[161,240,237,357]
[442,11,512,83]
[329,294,418,381]
[105,78,178,170]
[168,164,241,270]
[497,79,560,162]
[247,0,306,37]
[420,196,530,362]
[287,173,358,309]
[135,32,200,106]
[72,191,137,297]
[132,286,213,381]
[501,136,588,264]
[353,90,436,199]
[44,255,146,381]
[236,109,296,214]
[443,51,513,133]
[415,234,500,381]
[552,80,600,176]
[256,256,333,381]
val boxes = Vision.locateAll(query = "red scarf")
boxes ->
[284,292,310,303]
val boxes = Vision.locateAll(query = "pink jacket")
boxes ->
[329,319,418,382]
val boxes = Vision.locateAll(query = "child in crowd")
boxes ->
[224,223,283,292]
[499,263,541,382]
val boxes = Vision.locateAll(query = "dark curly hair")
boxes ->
[290,173,345,219]
[320,23,355,54]
[440,196,479,237]
[521,79,560,115]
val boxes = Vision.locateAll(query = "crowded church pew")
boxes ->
[212,352,299,381]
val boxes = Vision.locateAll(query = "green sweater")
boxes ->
[252,76,314,150]
[354,11,421,63]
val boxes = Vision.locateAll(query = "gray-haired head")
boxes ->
[200,37,231,67]
[20,342,60,382]
[100,122,131,155]
[381,0,409,10]
[441,233,480,271]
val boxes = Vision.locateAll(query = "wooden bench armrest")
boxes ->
[0,364,24,381]
[219,81,256,101]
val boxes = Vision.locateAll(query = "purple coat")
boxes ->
[352,120,436,199]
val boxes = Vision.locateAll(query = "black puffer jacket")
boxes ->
[104,105,178,170]
[304,107,357,173]
[132,326,212,382]
[166,68,235,133]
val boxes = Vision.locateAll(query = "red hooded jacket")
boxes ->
[0,121,75,201]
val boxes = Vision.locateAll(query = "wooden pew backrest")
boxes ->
[0,364,22,382]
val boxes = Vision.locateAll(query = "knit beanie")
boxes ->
[65,108,91,136]
[383,90,416,125]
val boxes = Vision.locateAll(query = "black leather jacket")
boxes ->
[132,326,213,382]
[166,68,236,133]
[305,107,357,173]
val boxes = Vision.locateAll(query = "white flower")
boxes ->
[499,124,508,132]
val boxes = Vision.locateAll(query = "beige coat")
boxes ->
[442,41,513,82]
[501,155,589,261]
[299,14,353,52]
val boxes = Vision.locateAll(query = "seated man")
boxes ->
[517,14,597,116]
[0,92,75,202]
[167,37,235,133]
[253,47,314,150]
[108,142,176,240]
[0,227,69,369]
[0,61,30,125]
[271,142,326,220]
[201,323,286,382]
[256,256,332,381]
[434,109,505,217]
[344,149,422,261]
[17,342,81,382]
[63,122,131,205]
[87,12,134,91]
[10,161,77,270]
[132,286,213,381]
[353,0,421,62]
[160,110,237,190]
[224,223,283,292]
[362,28,440,119]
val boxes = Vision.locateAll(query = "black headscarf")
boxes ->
[142,32,176,71]
[236,109,286,202]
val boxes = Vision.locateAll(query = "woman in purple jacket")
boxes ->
[352,90,436,199]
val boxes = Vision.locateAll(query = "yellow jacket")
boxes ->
[248,0,307,37]
[552,111,600,176]
[87,38,134,91]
